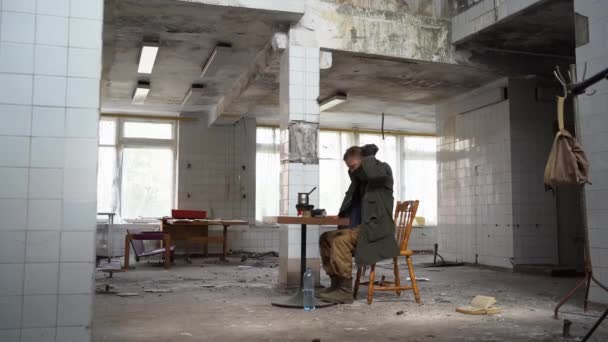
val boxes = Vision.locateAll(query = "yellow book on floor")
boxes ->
[456,295,502,315]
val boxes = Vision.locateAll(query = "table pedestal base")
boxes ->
[271,289,336,309]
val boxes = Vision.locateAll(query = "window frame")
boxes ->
[97,117,178,221]
[254,126,437,225]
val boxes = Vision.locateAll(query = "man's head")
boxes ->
[343,146,363,171]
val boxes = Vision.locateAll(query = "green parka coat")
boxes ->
[339,156,399,266]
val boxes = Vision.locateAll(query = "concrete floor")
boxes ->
[93,255,608,342]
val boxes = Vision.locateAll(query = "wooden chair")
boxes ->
[354,200,421,305]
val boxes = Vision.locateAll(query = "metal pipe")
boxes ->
[570,66,608,96]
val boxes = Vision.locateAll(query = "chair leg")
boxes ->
[393,256,402,296]
[367,264,376,305]
[354,267,362,299]
[406,256,421,304]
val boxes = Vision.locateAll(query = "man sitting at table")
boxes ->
[317,144,399,304]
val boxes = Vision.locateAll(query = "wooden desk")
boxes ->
[161,218,249,262]
[267,216,349,308]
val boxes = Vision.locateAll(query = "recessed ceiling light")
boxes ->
[182,84,205,107]
[201,43,232,79]
[319,92,347,112]
[132,81,150,105]
[137,41,160,74]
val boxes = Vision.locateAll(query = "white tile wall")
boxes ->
[575,0,608,304]
[37,0,70,17]
[57,294,92,326]
[0,74,33,105]
[0,231,26,263]
[0,199,28,230]
[35,45,68,76]
[0,167,29,198]
[0,329,20,342]
[0,264,24,296]
[22,295,57,327]
[33,76,67,107]
[35,15,69,46]
[437,79,514,267]
[30,137,65,168]
[1,12,36,43]
[0,1,103,338]
[24,263,59,295]
[60,231,94,262]
[27,199,62,230]
[177,118,255,223]
[0,105,32,136]
[25,231,60,262]
[0,295,23,329]
[56,326,90,342]
[32,107,65,137]
[437,78,569,268]
[28,168,63,199]
[3,0,36,13]
[21,328,56,342]
[66,78,100,108]
[0,42,35,74]
[58,263,94,294]
[68,18,102,49]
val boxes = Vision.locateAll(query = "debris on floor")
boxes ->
[407,277,430,282]
[94,255,608,342]
[116,292,140,297]
[456,295,502,315]
[144,288,173,293]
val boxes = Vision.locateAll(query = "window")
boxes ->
[255,127,280,222]
[97,118,177,221]
[255,127,438,225]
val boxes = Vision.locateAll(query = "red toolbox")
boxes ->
[171,210,207,219]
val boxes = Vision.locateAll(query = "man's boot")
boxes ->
[318,277,353,304]
[316,275,339,297]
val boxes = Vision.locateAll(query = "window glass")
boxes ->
[254,127,438,226]
[402,136,437,225]
[319,131,355,215]
[123,121,173,139]
[97,146,116,213]
[121,147,174,219]
[99,119,116,145]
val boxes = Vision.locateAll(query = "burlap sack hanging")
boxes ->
[544,96,591,191]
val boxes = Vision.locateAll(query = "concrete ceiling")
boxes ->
[101,0,577,134]
[101,0,300,116]
[455,0,575,58]
[102,0,501,134]
[249,51,499,133]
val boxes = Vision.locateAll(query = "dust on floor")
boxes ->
[93,255,608,342]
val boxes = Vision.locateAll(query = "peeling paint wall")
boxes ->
[300,0,456,63]
[287,121,319,164]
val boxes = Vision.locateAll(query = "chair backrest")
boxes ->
[393,200,419,252]
[126,229,145,257]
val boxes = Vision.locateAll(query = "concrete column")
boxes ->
[277,28,321,288]
[0,1,103,341]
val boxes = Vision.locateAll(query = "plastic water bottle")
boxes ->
[303,268,315,311]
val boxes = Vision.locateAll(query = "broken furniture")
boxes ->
[123,230,174,270]
[354,200,422,305]
[161,218,249,263]
[96,212,116,265]
[270,216,349,309]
